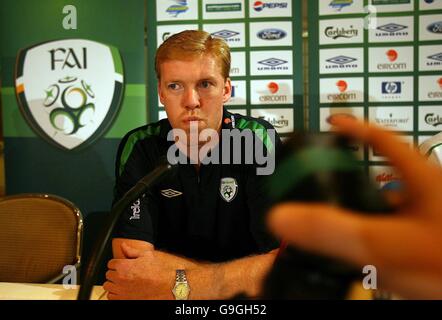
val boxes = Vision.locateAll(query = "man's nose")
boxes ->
[183,88,200,110]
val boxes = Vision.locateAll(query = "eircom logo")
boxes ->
[15,39,124,151]
[253,1,288,11]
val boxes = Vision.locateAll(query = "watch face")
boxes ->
[175,283,190,299]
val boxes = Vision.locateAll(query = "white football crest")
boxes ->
[220,177,238,202]
[15,39,124,150]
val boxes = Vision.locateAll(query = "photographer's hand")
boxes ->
[268,116,442,299]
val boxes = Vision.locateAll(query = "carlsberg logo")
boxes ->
[425,113,442,127]
[15,39,124,151]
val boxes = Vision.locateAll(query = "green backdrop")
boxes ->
[0,0,147,217]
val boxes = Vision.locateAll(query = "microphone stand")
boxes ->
[77,162,174,300]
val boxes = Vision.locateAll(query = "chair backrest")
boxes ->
[0,194,83,283]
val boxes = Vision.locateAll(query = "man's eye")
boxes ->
[168,83,181,90]
[200,81,211,89]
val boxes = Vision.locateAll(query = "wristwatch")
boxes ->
[172,269,190,300]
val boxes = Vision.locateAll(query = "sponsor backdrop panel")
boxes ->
[147,0,305,134]
[309,0,442,188]
[0,0,147,215]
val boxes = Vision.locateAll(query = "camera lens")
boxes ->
[263,132,393,299]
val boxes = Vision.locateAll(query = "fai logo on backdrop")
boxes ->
[15,39,124,151]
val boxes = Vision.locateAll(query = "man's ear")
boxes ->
[223,78,232,103]
[158,81,165,105]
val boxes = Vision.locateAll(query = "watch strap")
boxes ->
[176,269,187,283]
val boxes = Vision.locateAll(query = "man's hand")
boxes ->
[104,241,277,300]
[267,116,442,299]
[103,242,177,300]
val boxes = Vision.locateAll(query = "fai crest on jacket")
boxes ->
[220,177,238,202]
[14,39,124,151]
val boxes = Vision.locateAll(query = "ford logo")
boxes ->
[257,28,287,40]
[427,21,442,34]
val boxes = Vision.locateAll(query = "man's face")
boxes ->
[158,54,231,136]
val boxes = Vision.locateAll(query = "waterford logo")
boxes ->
[329,0,354,11]
[166,0,189,17]
[382,82,402,94]
[206,3,242,12]
[325,26,359,39]
[14,39,124,151]
[427,21,442,34]
[425,113,442,127]
[374,113,410,128]
[257,28,286,40]
[258,58,287,67]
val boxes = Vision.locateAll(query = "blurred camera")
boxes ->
[263,131,393,299]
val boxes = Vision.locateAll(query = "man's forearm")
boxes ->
[109,239,278,300]
[158,249,279,299]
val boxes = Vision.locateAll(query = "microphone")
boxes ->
[263,132,394,299]
[77,159,175,300]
